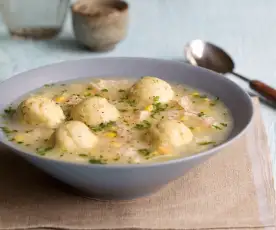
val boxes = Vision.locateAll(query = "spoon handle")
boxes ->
[250,80,276,102]
[232,72,276,102]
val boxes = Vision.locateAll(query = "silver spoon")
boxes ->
[184,40,276,104]
[177,59,276,109]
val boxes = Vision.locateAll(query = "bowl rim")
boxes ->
[0,57,254,169]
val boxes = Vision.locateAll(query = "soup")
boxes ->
[0,76,232,164]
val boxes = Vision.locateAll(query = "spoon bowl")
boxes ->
[185,40,234,74]
[185,39,276,103]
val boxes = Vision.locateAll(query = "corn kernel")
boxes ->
[158,146,171,155]
[181,116,188,121]
[194,127,201,132]
[54,96,66,103]
[204,98,210,102]
[201,109,210,114]
[192,92,199,97]
[105,132,117,138]
[145,105,154,112]
[84,91,92,97]
[110,126,117,131]
[150,151,159,157]
[14,135,24,142]
[112,142,121,148]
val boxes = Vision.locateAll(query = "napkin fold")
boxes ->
[0,98,275,230]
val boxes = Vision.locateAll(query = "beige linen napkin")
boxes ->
[0,98,275,230]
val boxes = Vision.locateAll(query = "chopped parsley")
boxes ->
[126,99,136,107]
[220,122,228,127]
[89,157,106,164]
[86,86,92,90]
[1,126,17,134]
[118,89,126,93]
[84,92,92,97]
[79,154,88,157]
[118,92,136,107]
[138,149,151,156]
[198,141,216,146]
[113,155,121,161]
[4,106,16,116]
[151,97,169,117]
[197,111,206,117]
[44,83,55,87]
[36,147,53,156]
[153,96,160,102]
[134,120,151,130]
[90,121,115,132]
[193,93,208,99]
[101,88,108,92]
[212,124,223,130]
[210,96,220,106]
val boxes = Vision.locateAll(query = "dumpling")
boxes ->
[71,96,120,127]
[129,76,174,107]
[150,120,193,148]
[54,121,98,152]
[17,96,65,128]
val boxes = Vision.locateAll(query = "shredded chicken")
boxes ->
[177,96,194,111]
[89,79,130,91]
[119,147,142,163]
[137,110,151,121]
[177,96,216,127]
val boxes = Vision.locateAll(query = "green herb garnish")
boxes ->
[89,157,106,164]
[90,121,115,132]
[113,155,121,161]
[84,92,92,97]
[198,141,216,146]
[193,94,207,99]
[197,111,205,117]
[101,88,108,92]
[134,120,151,130]
[210,96,220,106]
[36,147,53,156]
[153,96,160,102]
[212,124,222,130]
[79,154,88,157]
[151,102,168,118]
[138,149,151,156]
[220,122,228,127]
[44,83,55,87]
[4,106,16,116]
[0,127,16,134]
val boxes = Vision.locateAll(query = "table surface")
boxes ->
[0,0,275,180]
